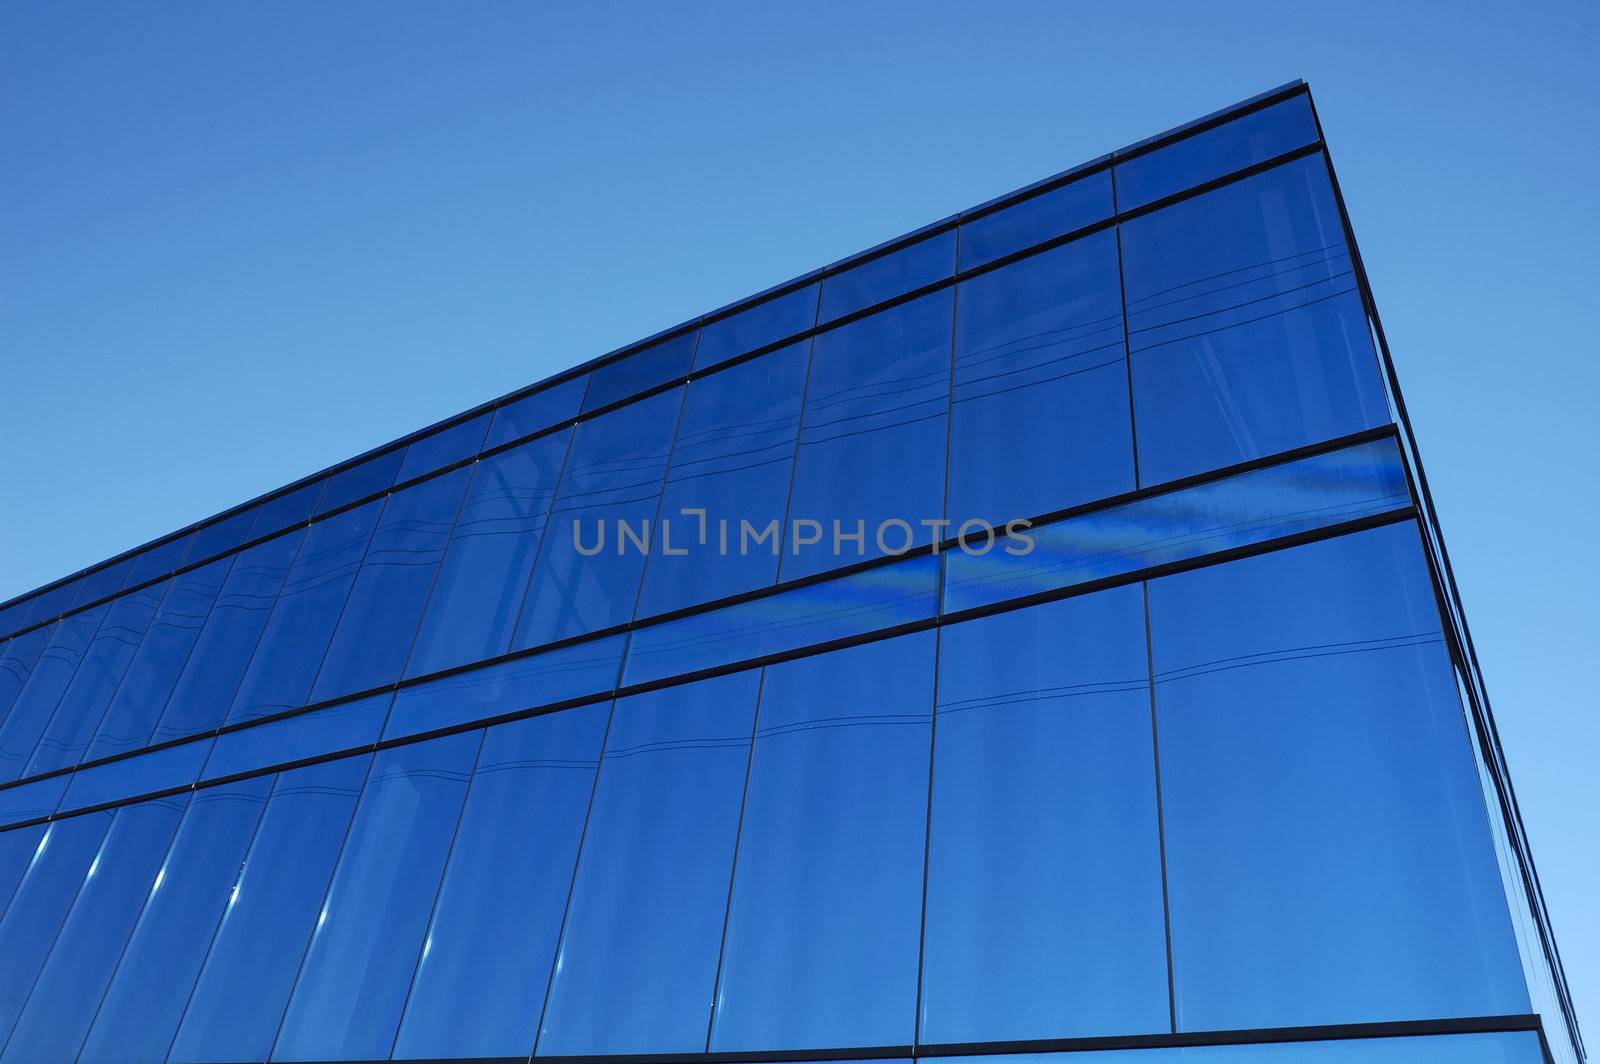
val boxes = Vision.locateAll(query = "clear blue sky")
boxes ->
[2,0,1594,1034]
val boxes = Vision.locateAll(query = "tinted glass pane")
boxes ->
[1122,155,1387,484]
[820,229,956,323]
[923,588,1168,1043]
[0,811,114,1048]
[583,332,697,413]
[127,532,195,588]
[25,579,168,776]
[949,231,1133,526]
[395,412,491,483]
[227,501,381,724]
[0,627,51,728]
[484,375,586,450]
[155,530,304,742]
[78,778,274,1064]
[783,289,951,579]
[248,480,324,540]
[311,468,470,701]
[0,795,188,1064]
[0,605,26,641]
[1116,94,1320,211]
[406,431,571,678]
[385,634,622,742]
[938,1031,1547,1064]
[201,693,390,782]
[960,170,1115,269]
[637,341,809,616]
[394,705,608,1059]
[0,774,67,825]
[87,556,233,761]
[272,731,480,1061]
[187,505,258,563]
[711,633,933,1050]
[0,824,45,918]
[21,580,76,627]
[694,282,819,371]
[0,607,106,783]
[168,755,370,1064]
[622,553,939,687]
[538,671,759,1054]
[515,387,683,648]
[316,448,405,515]
[943,436,1409,615]
[70,556,136,609]
[58,736,213,813]
[1149,524,1527,1030]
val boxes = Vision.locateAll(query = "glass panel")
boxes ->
[960,170,1115,269]
[227,501,381,724]
[0,794,188,1064]
[167,755,371,1064]
[0,811,114,1048]
[187,505,258,564]
[948,230,1133,527]
[385,633,622,742]
[86,556,233,761]
[247,480,323,540]
[0,775,67,825]
[58,736,214,814]
[0,605,26,641]
[0,823,46,918]
[393,704,609,1059]
[1149,524,1528,1030]
[694,282,819,371]
[538,671,759,1054]
[637,341,809,616]
[710,632,934,1050]
[202,694,389,783]
[155,529,304,742]
[0,606,106,783]
[25,579,168,776]
[0,627,51,728]
[1121,154,1388,485]
[783,289,951,579]
[395,412,491,483]
[484,375,586,450]
[820,229,956,323]
[943,436,1410,615]
[311,468,471,701]
[126,532,194,588]
[70,556,136,609]
[622,553,939,687]
[922,587,1168,1043]
[514,387,683,648]
[78,778,275,1064]
[315,448,406,515]
[937,1031,1547,1064]
[20,580,76,628]
[583,332,697,413]
[1116,94,1320,211]
[405,431,570,678]
[272,731,480,1061]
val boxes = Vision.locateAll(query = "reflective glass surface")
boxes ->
[186,505,257,564]
[938,1032,1547,1064]
[0,774,67,825]
[694,282,819,371]
[538,672,759,1054]
[0,627,51,729]
[125,532,193,588]
[819,229,956,323]
[0,607,106,782]
[960,169,1115,269]
[247,480,323,541]
[1121,154,1387,484]
[57,735,213,813]
[201,693,390,782]
[394,412,491,484]
[0,823,45,915]
[315,448,405,516]
[483,376,586,450]
[69,555,135,609]
[583,332,697,413]
[20,581,77,629]
[711,633,933,1050]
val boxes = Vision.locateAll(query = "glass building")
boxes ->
[0,81,1583,1064]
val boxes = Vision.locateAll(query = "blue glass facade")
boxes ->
[0,82,1583,1064]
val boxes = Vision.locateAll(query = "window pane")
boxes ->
[515,387,683,648]
[78,778,274,1064]
[484,376,586,450]
[0,823,46,923]
[25,578,168,777]
[86,556,233,761]
[272,731,480,1061]
[710,632,934,1050]
[922,587,1168,1043]
[311,468,471,701]
[406,431,570,678]
[949,231,1133,526]
[538,671,759,1054]
[126,532,194,589]
[395,412,491,484]
[694,283,819,371]
[168,755,370,1064]
[57,735,213,814]
[0,775,67,825]
[316,448,405,515]
[820,229,956,323]
[1121,155,1388,484]
[0,795,189,1064]
[227,501,381,724]
[637,341,809,616]
[70,556,136,609]
[155,530,304,742]
[394,704,609,1059]
[1116,94,1320,211]
[248,480,323,541]
[583,332,697,413]
[0,606,106,783]
[0,627,52,729]
[201,693,390,783]
[21,580,77,628]
[960,170,1115,269]
[187,506,258,564]
[937,1031,1547,1064]
[1148,524,1528,1030]
[0,811,114,1048]
[783,290,952,579]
